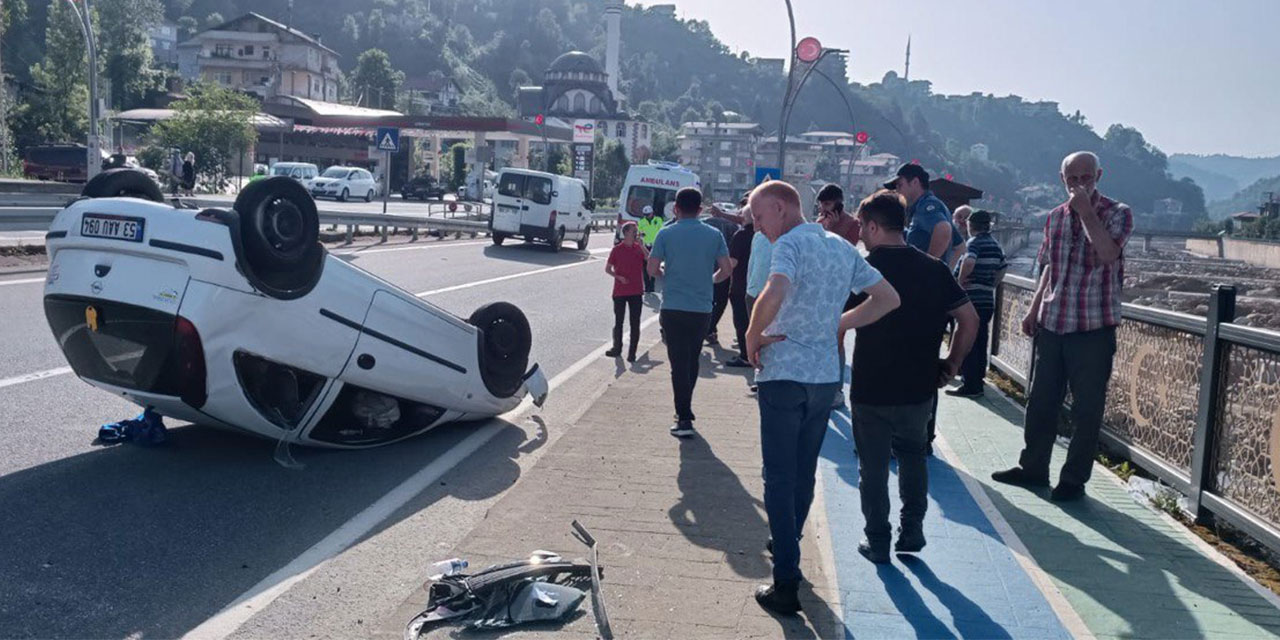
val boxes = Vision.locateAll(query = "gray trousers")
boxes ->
[851,400,934,545]
[1019,326,1117,486]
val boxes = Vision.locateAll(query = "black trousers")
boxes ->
[660,310,710,421]
[852,400,934,545]
[611,295,642,354]
[730,288,750,358]
[1019,326,1117,486]
[642,251,655,293]
[958,308,994,391]
[708,280,730,337]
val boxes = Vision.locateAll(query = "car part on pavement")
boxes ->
[572,519,614,640]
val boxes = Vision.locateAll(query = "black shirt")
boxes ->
[850,245,969,406]
[729,224,754,296]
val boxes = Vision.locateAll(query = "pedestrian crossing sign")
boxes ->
[376,127,400,152]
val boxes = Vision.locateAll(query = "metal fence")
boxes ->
[992,275,1280,552]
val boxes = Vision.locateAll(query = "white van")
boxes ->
[270,162,319,190]
[616,161,702,238]
[490,168,594,252]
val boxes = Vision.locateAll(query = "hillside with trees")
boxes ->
[2,0,1207,215]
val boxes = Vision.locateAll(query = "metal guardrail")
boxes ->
[991,274,1280,554]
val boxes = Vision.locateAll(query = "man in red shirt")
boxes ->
[992,151,1134,502]
[816,183,860,247]
[604,222,648,362]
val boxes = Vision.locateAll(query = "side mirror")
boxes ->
[550,190,559,198]
[585,199,595,210]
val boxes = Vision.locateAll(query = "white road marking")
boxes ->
[415,249,609,297]
[0,366,73,390]
[331,240,488,256]
[182,312,663,640]
[0,277,45,287]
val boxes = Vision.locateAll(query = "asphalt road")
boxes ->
[197,193,489,219]
[0,231,654,638]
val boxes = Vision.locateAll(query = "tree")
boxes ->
[350,49,404,109]
[150,82,258,192]
[17,0,89,147]
[203,13,223,29]
[176,16,199,40]
[592,136,629,199]
[547,144,571,177]
[97,0,164,110]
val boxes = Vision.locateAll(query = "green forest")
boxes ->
[2,0,1207,214]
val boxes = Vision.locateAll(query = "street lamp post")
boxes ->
[64,0,103,180]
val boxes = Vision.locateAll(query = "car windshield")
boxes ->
[272,166,297,177]
[625,186,678,220]
[322,168,351,179]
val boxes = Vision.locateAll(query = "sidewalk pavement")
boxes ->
[382,313,1280,639]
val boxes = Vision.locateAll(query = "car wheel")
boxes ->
[468,302,532,399]
[81,168,165,203]
[365,189,374,202]
[232,177,324,299]
[492,232,506,246]
[576,227,590,251]
[550,227,565,253]
[339,188,349,202]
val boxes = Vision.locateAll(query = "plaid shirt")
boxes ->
[1036,192,1134,334]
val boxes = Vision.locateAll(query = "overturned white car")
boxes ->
[42,170,548,448]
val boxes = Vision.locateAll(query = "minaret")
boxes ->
[605,1,624,96]
[904,35,911,81]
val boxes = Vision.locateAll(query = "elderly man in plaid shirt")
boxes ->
[992,151,1134,502]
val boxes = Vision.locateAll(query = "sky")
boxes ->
[634,0,1280,158]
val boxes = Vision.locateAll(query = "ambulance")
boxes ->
[615,161,701,239]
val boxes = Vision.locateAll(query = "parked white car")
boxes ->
[311,166,378,202]
[270,162,319,190]
[41,169,549,449]
[490,168,593,252]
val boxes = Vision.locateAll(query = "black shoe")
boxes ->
[605,347,621,358]
[754,583,801,615]
[749,384,759,394]
[857,538,890,564]
[1051,482,1086,502]
[669,420,696,438]
[945,387,984,398]
[627,351,637,363]
[991,466,1050,488]
[725,356,752,368]
[705,331,719,345]
[894,526,926,553]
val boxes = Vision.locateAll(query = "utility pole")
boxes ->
[65,0,102,180]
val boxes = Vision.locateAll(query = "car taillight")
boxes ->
[172,316,207,408]
[549,210,558,227]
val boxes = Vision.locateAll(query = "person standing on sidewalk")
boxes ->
[992,151,1134,502]
[725,193,756,368]
[637,206,663,294]
[647,188,733,439]
[946,210,1007,398]
[604,222,647,362]
[743,210,775,393]
[949,205,974,273]
[746,181,900,614]
[815,183,862,408]
[848,190,979,564]
[704,204,741,346]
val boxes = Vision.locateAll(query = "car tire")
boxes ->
[365,190,374,202]
[468,302,532,399]
[81,168,165,203]
[550,227,565,253]
[576,227,590,251]
[339,188,349,202]
[492,232,506,246]
[233,177,321,285]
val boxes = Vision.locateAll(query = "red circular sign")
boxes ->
[855,131,869,144]
[796,37,823,63]
[945,173,954,180]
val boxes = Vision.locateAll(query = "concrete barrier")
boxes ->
[1186,236,1280,268]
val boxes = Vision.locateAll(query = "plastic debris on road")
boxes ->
[96,408,167,445]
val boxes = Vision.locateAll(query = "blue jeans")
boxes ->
[757,380,841,585]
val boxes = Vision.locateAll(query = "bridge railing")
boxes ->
[992,275,1280,553]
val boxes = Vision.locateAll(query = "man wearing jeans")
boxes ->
[648,187,733,439]
[992,151,1133,502]
[746,181,900,614]
[849,190,978,563]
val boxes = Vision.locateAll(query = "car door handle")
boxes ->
[522,205,529,210]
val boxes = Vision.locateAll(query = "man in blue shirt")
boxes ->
[648,187,733,439]
[884,163,963,264]
[745,181,900,615]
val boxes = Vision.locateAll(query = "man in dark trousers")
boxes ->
[725,192,755,368]
[704,202,741,346]
[947,209,1007,398]
[647,187,733,439]
[992,151,1133,502]
[849,190,978,563]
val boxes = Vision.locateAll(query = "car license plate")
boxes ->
[81,213,144,242]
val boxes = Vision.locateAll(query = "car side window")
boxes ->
[527,177,552,205]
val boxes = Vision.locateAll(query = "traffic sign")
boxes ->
[796,37,823,63]
[376,126,400,152]
[755,167,781,184]
[855,131,870,144]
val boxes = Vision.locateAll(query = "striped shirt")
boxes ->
[1036,192,1134,334]
[962,232,1007,312]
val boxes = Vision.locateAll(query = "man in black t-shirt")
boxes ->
[725,193,755,367]
[847,190,980,563]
